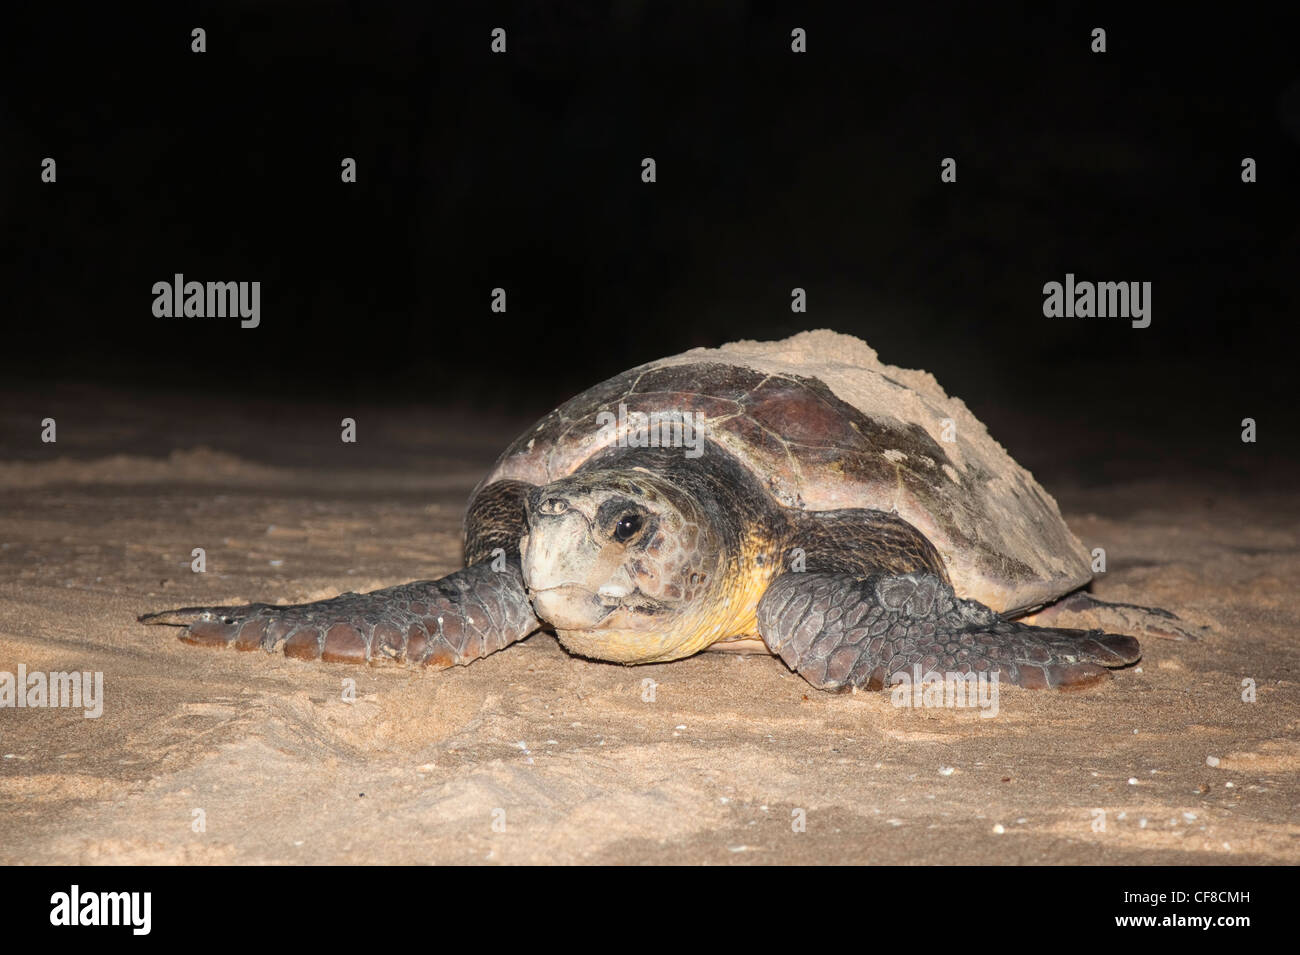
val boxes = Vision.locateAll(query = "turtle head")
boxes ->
[519,467,728,663]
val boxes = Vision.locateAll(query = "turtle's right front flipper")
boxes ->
[139,558,542,668]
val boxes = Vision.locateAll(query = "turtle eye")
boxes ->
[612,512,643,543]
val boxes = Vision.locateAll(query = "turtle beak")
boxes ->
[521,507,596,591]
[522,503,622,628]
[530,585,615,630]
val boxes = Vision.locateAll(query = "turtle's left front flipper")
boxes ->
[756,572,1140,691]
[138,558,542,668]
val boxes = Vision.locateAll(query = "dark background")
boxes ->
[2,1,1297,481]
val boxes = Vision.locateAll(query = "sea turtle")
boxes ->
[141,330,1189,691]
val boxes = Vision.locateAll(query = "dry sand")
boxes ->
[0,387,1296,865]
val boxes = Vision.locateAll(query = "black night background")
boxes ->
[3,2,1297,486]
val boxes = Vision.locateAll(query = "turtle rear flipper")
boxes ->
[757,571,1140,691]
[139,559,541,668]
[1018,590,1205,641]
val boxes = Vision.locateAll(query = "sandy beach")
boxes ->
[0,383,1295,866]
